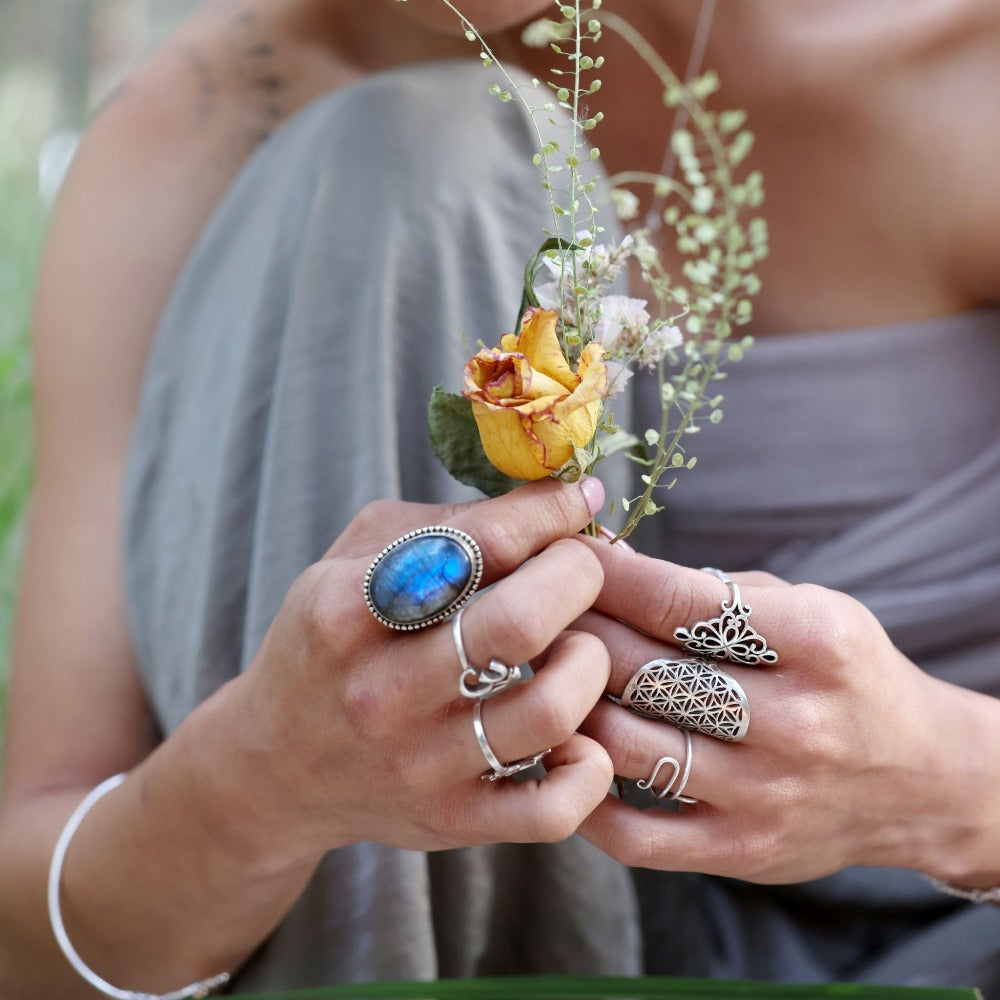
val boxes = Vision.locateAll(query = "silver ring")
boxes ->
[364,526,483,630]
[617,655,749,742]
[673,566,778,666]
[454,608,522,700]
[472,701,550,782]
[636,730,697,804]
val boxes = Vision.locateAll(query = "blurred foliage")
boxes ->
[0,0,201,769]
[0,74,49,769]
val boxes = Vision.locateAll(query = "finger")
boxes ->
[580,536,837,665]
[575,609,770,732]
[333,477,604,582]
[458,536,604,669]
[469,733,614,843]
[453,630,609,777]
[578,792,713,872]
[580,697,733,804]
[343,537,605,721]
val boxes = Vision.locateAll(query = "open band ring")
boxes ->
[673,566,778,666]
[364,525,483,630]
[637,730,697,804]
[473,701,551,782]
[613,655,749,742]
[454,608,522,700]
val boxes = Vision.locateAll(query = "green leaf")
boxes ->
[229,974,980,999]
[427,388,523,499]
[595,428,642,459]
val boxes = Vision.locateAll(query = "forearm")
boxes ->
[0,678,321,1000]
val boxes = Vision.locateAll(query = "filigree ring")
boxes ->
[673,566,778,666]
[615,655,749,742]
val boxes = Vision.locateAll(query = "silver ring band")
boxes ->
[472,701,550,781]
[636,730,697,804]
[454,608,522,700]
[673,566,778,666]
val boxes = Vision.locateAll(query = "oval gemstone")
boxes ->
[368,534,474,627]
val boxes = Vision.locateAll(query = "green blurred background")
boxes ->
[0,0,197,775]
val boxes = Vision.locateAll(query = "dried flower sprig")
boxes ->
[415,0,767,539]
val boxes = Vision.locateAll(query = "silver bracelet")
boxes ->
[925,873,1000,904]
[47,772,231,1000]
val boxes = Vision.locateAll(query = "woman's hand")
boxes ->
[227,477,615,866]
[572,538,1000,887]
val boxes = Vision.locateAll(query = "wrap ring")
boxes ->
[613,655,749,742]
[637,730,697,804]
[364,526,483,630]
[673,566,778,666]
[454,608,522,699]
[473,701,551,782]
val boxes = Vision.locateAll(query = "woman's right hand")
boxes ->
[228,476,614,864]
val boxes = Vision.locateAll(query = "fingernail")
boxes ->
[578,476,605,517]
[598,524,635,552]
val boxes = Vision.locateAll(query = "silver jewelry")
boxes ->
[636,730,697,804]
[617,655,750,742]
[673,566,778,667]
[47,773,231,1000]
[364,525,483,630]
[472,701,550,782]
[924,874,1000,904]
[454,607,522,699]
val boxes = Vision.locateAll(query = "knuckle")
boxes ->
[528,684,579,743]
[346,499,401,539]
[527,798,581,843]
[298,563,349,648]
[601,713,651,774]
[649,571,698,638]
[473,516,529,574]
[483,592,550,659]
[792,583,857,664]
[611,825,658,869]
[338,671,390,742]
[548,537,605,593]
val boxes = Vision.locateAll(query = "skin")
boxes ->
[0,0,998,995]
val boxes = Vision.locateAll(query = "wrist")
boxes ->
[170,674,329,880]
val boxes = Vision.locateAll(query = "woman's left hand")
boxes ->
[572,537,1000,886]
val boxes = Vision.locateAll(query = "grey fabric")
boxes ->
[633,311,1000,993]
[123,62,639,990]
[123,55,1000,993]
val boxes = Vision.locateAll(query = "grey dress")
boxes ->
[123,59,1000,992]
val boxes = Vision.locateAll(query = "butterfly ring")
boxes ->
[672,567,778,667]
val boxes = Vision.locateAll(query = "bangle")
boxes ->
[47,773,232,1000]
[925,874,1000,904]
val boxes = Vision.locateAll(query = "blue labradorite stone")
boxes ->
[369,535,474,626]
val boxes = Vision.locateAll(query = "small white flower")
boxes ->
[610,188,641,221]
[594,295,651,355]
[604,359,634,396]
[638,322,683,367]
[534,280,563,311]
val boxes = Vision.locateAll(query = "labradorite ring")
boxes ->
[364,526,483,630]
